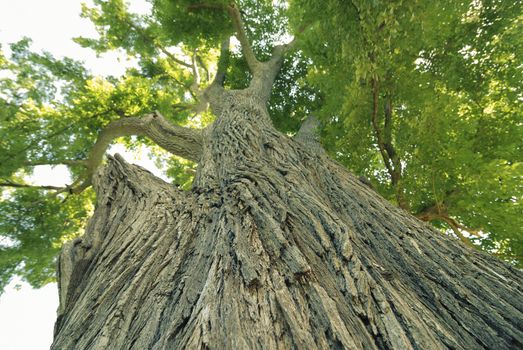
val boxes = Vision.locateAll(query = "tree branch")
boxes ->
[416,205,482,238]
[268,21,311,62]
[71,111,203,193]
[211,38,231,87]
[190,49,201,92]
[454,222,482,237]
[491,252,523,260]
[196,54,211,82]
[226,4,259,71]
[382,95,408,210]
[185,3,257,71]
[371,79,393,175]
[119,15,202,92]
[295,115,325,154]
[186,3,225,11]
[295,116,320,143]
[415,205,476,248]
[22,159,87,167]
[383,96,393,148]
[370,80,408,209]
[0,111,111,166]
[443,218,477,249]
[0,180,66,191]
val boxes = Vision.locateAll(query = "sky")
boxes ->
[0,1,153,348]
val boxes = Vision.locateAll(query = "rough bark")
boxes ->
[52,86,522,349]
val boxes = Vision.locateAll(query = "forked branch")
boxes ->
[268,21,311,63]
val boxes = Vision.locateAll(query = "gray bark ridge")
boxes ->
[52,92,523,349]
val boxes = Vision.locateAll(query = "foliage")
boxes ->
[0,0,521,292]
[290,0,522,262]
[0,189,93,292]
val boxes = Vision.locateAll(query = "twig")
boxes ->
[0,181,66,191]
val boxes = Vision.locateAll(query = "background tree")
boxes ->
[0,0,521,348]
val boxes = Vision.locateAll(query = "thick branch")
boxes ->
[383,96,393,149]
[72,111,203,193]
[295,116,320,143]
[265,46,285,74]
[383,97,399,174]
[88,112,202,169]
[226,4,259,71]
[212,38,231,87]
[383,96,408,210]
[295,115,325,154]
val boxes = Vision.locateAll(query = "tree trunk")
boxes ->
[52,89,522,349]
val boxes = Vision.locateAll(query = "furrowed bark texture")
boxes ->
[52,89,523,349]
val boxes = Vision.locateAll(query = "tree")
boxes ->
[0,0,522,348]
